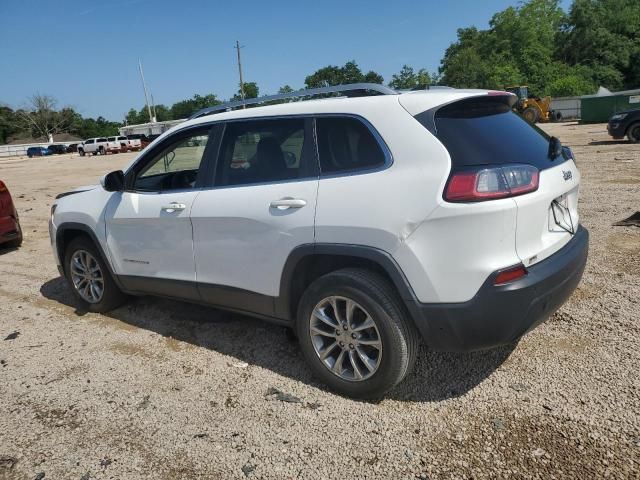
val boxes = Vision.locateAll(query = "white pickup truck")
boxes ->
[77,137,122,156]
[125,135,142,151]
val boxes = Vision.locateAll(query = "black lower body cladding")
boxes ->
[409,226,589,352]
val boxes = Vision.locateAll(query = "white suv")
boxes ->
[49,84,588,398]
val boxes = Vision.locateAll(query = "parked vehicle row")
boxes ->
[24,135,147,159]
[77,135,145,156]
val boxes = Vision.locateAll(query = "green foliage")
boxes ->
[170,94,221,119]
[388,65,432,89]
[546,74,596,96]
[305,61,384,88]
[438,0,633,96]
[232,82,259,101]
[559,0,640,89]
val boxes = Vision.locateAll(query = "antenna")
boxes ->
[138,58,156,123]
[235,40,246,108]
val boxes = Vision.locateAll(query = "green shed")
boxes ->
[581,89,640,123]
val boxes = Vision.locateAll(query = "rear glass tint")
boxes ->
[316,117,386,175]
[419,96,566,170]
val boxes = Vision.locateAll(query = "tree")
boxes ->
[559,0,640,89]
[0,105,21,144]
[170,93,221,119]
[16,94,72,142]
[388,65,432,89]
[305,61,384,88]
[232,82,259,101]
[278,85,295,94]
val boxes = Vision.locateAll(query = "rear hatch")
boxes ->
[414,94,580,267]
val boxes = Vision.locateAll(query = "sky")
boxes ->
[0,0,572,121]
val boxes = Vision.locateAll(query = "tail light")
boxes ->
[494,264,527,285]
[0,181,7,193]
[444,164,539,202]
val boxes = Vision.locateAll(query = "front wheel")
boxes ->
[64,236,127,312]
[522,106,539,124]
[78,149,85,156]
[627,122,640,143]
[296,268,419,399]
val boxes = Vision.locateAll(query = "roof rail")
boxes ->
[189,83,398,120]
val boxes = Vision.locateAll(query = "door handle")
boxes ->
[270,198,306,210]
[161,202,186,213]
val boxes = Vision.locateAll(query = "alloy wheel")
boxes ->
[309,296,382,381]
[69,250,104,303]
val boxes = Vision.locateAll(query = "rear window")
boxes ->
[107,137,116,141]
[97,138,107,142]
[420,96,565,169]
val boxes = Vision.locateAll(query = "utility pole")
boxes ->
[235,40,246,108]
[138,58,155,123]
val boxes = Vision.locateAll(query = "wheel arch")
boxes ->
[276,244,419,322]
[55,222,122,289]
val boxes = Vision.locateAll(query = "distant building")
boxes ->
[119,119,185,137]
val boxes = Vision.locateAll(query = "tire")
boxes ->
[78,149,85,157]
[627,122,640,143]
[63,236,127,313]
[296,268,419,399]
[99,147,106,155]
[551,110,563,122]
[522,106,539,124]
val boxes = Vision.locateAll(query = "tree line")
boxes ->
[1,0,637,144]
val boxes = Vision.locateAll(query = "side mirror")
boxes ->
[101,170,125,192]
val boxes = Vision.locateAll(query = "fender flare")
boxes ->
[55,222,124,291]
[275,243,420,320]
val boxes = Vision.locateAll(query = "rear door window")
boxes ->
[214,118,311,187]
[423,96,567,170]
[315,117,387,175]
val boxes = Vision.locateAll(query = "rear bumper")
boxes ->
[409,225,589,352]
[0,215,22,245]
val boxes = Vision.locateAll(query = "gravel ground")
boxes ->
[0,122,638,479]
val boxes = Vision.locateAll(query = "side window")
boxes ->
[133,129,210,191]
[215,118,307,187]
[86,139,94,144]
[316,117,386,175]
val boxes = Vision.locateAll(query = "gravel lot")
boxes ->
[0,122,638,479]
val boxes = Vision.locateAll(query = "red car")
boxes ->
[0,180,23,248]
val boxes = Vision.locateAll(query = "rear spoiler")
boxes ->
[413,92,517,135]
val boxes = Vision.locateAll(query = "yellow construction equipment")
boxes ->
[505,86,560,124]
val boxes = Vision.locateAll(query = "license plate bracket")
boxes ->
[551,196,575,235]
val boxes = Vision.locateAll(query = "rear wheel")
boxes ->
[522,106,539,124]
[627,123,640,143]
[296,268,419,399]
[64,236,127,312]
[99,147,106,155]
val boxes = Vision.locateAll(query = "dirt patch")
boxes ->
[607,233,640,274]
